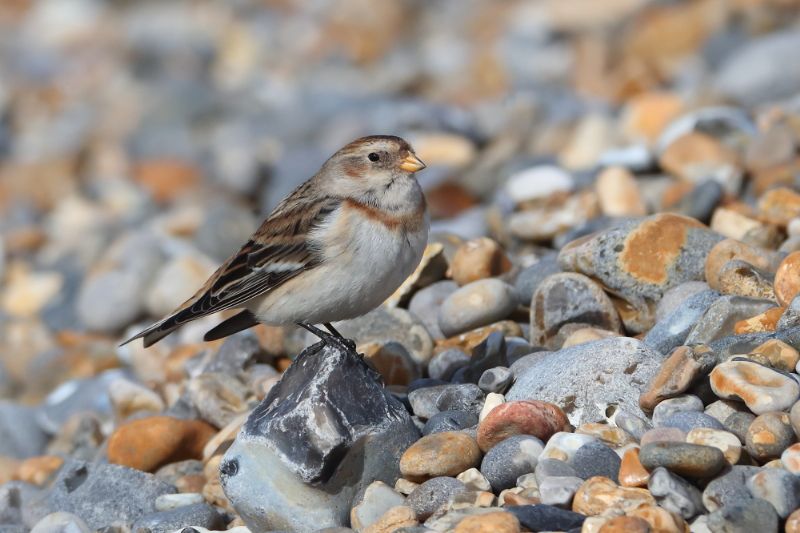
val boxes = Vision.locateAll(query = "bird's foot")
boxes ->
[297,323,357,353]
[324,323,356,352]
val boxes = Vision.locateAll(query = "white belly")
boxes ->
[249,207,428,325]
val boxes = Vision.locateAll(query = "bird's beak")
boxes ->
[398,153,426,173]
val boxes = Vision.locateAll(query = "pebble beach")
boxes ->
[4,1,800,532]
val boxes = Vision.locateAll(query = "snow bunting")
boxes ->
[123,135,428,347]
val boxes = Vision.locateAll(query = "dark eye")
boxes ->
[368,152,380,162]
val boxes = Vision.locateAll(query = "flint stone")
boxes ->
[507,337,665,425]
[648,467,705,520]
[450,332,508,384]
[220,339,420,532]
[684,296,775,345]
[422,411,477,436]
[644,289,720,354]
[24,460,175,529]
[702,465,762,512]
[506,504,586,532]
[514,254,561,306]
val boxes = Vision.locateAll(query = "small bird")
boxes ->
[123,135,428,348]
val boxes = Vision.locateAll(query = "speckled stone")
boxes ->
[406,477,466,520]
[724,411,757,443]
[570,441,621,483]
[422,411,478,436]
[539,476,583,508]
[660,411,726,432]
[480,435,543,491]
[702,465,762,512]
[639,442,726,478]
[745,412,796,462]
[706,497,779,533]
[477,367,513,395]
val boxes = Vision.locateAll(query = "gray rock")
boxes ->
[0,482,40,526]
[676,180,724,224]
[684,296,775,345]
[703,465,762,512]
[131,503,224,533]
[746,468,800,518]
[715,30,800,107]
[613,410,652,441]
[438,279,517,337]
[661,412,726,432]
[37,369,125,434]
[408,384,449,420]
[350,481,405,531]
[0,402,48,459]
[30,512,91,533]
[422,411,477,436]
[220,339,419,532]
[639,442,726,479]
[778,294,800,330]
[534,458,576,484]
[480,435,543,491]
[188,332,266,378]
[451,332,508,385]
[427,349,469,381]
[656,106,756,155]
[506,505,586,532]
[644,290,721,355]
[477,366,512,393]
[706,497,779,533]
[508,352,551,378]
[406,477,465,520]
[724,412,756,443]
[332,307,433,365]
[529,272,621,348]
[656,282,713,322]
[648,467,705,520]
[409,281,459,341]
[514,254,561,306]
[652,395,705,427]
[507,337,666,425]
[186,372,248,428]
[538,476,582,508]
[24,460,175,529]
[570,441,621,482]
[434,384,485,418]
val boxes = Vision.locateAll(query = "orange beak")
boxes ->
[398,153,426,173]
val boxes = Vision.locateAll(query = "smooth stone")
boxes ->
[710,360,800,414]
[781,443,800,474]
[791,400,800,439]
[686,428,742,465]
[401,432,481,479]
[702,465,762,512]
[450,333,509,385]
[480,435,543,491]
[571,442,621,483]
[409,281,459,341]
[513,255,561,307]
[534,458,576,484]
[505,165,573,203]
[406,477,465,521]
[438,280,517,337]
[220,340,419,532]
[640,427,687,446]
[745,412,796,462]
[451,511,520,533]
[449,238,511,287]
[652,395,704,427]
[639,345,717,412]
[427,349,469,382]
[507,337,666,425]
[477,367,513,395]
[456,469,490,493]
[422,411,478,436]
[724,412,757,444]
[30,512,91,533]
[656,282,713,322]
[648,467,704,520]
[572,476,656,515]
[505,504,585,532]
[746,468,800,518]
[529,272,621,348]
[619,448,649,488]
[351,481,406,531]
[186,372,249,428]
[684,296,776,345]
[539,476,583,508]
[613,410,652,441]
[541,432,597,463]
[154,493,204,512]
[644,290,721,355]
[639,442,726,478]
[476,400,567,452]
[435,384,485,418]
[706,497,779,533]
[676,180,724,223]
[130,503,224,533]
[660,412,726,432]
[0,402,48,459]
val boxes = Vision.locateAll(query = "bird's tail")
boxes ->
[119,310,191,348]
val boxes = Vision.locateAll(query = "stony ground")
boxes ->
[3,0,800,532]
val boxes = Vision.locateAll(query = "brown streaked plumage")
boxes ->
[122,135,428,348]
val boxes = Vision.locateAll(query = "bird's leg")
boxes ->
[323,323,357,351]
[297,323,356,353]
[297,323,333,344]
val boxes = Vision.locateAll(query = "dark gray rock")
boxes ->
[480,435,543,491]
[406,477,465,520]
[220,339,420,532]
[706,497,779,533]
[676,180,724,223]
[514,254,561,306]
[507,337,666,425]
[422,411,477,436]
[426,349,469,381]
[648,467,705,520]
[534,458,576,484]
[661,412,726,432]
[408,385,448,420]
[0,402,48,459]
[451,332,508,385]
[644,290,720,355]
[724,412,756,443]
[506,505,586,532]
[570,441,621,482]
[639,442,726,479]
[477,367,513,394]
[187,332,267,378]
[702,465,762,512]
[131,503,225,533]
[434,384,485,417]
[24,460,176,529]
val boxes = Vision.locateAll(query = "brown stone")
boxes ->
[134,159,201,203]
[639,345,715,412]
[434,321,523,354]
[734,307,784,335]
[477,400,569,452]
[775,251,800,306]
[572,476,656,516]
[360,341,420,386]
[598,515,651,533]
[714,260,776,300]
[453,511,521,533]
[705,240,777,291]
[619,448,649,488]
[709,208,771,243]
[449,237,512,286]
[595,166,647,217]
[621,91,684,145]
[752,339,800,372]
[363,506,418,533]
[399,432,481,479]
[627,505,687,533]
[561,327,621,348]
[758,187,800,227]
[659,132,740,184]
[0,456,20,485]
[107,416,217,473]
[13,455,63,486]
[787,507,800,533]
[576,423,635,448]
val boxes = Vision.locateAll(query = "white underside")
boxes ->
[247,206,428,325]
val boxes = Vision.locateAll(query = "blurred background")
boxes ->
[1,0,800,406]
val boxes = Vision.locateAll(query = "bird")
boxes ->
[122,135,428,348]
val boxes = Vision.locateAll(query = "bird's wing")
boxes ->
[121,195,340,347]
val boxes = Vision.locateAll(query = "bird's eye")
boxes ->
[368,152,380,162]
